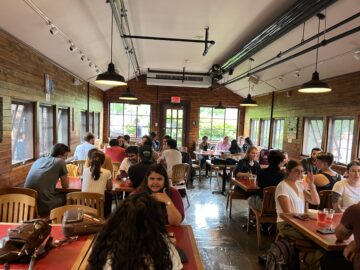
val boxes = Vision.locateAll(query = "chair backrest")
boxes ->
[0,187,38,198]
[66,192,104,219]
[171,163,190,185]
[50,205,99,224]
[318,190,332,210]
[0,194,36,222]
[112,162,120,178]
[261,186,277,216]
[73,160,86,175]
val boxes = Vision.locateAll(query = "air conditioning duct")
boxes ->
[147,71,211,88]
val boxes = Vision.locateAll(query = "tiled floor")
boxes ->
[183,176,274,270]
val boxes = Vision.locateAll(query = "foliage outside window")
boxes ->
[272,119,284,150]
[109,103,151,138]
[259,119,270,148]
[250,119,259,145]
[80,111,86,142]
[199,107,238,141]
[39,105,54,156]
[302,118,323,156]
[94,112,100,139]
[327,118,354,164]
[11,101,34,164]
[57,108,69,145]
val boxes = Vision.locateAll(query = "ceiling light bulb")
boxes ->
[49,25,58,35]
[89,62,93,67]
[69,43,77,52]
[81,54,86,61]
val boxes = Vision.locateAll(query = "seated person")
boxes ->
[198,135,211,177]
[216,136,230,152]
[332,161,360,212]
[301,147,321,175]
[85,148,113,175]
[234,146,261,179]
[24,143,70,217]
[88,193,182,270]
[117,146,139,178]
[237,136,245,151]
[248,150,285,211]
[275,160,322,268]
[229,139,242,154]
[150,131,161,151]
[82,150,112,194]
[105,138,126,163]
[158,138,182,179]
[74,132,96,160]
[128,146,154,188]
[137,164,184,225]
[117,135,128,148]
[159,135,172,152]
[314,152,341,192]
[242,137,254,152]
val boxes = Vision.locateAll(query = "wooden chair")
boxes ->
[72,160,86,175]
[0,194,36,222]
[50,205,99,224]
[318,190,332,210]
[226,178,249,218]
[112,162,120,179]
[191,159,203,181]
[247,186,277,248]
[171,163,191,207]
[66,192,104,219]
[0,187,38,217]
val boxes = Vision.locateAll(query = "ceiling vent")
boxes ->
[147,71,211,88]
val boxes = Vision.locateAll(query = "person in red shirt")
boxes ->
[105,139,126,163]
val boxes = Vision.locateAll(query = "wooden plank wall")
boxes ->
[0,30,104,187]
[244,71,360,162]
[103,79,245,152]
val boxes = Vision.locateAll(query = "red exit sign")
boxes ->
[171,96,181,103]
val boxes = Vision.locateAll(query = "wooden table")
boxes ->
[0,223,95,270]
[168,225,204,270]
[280,213,353,251]
[232,178,261,193]
[206,159,236,196]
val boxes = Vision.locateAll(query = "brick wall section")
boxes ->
[244,71,360,161]
[0,30,104,187]
[103,77,245,151]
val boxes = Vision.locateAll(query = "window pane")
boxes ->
[94,112,100,139]
[89,112,94,134]
[259,120,270,148]
[39,105,54,156]
[80,111,86,142]
[302,118,323,156]
[272,119,284,149]
[327,118,354,164]
[250,119,259,145]
[57,108,69,145]
[11,102,34,164]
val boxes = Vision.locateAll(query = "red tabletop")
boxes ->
[0,223,94,270]
[168,225,203,270]
[280,213,353,251]
[232,178,260,193]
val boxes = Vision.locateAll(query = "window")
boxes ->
[272,119,284,149]
[327,118,354,164]
[109,103,151,138]
[89,112,94,134]
[249,119,259,145]
[259,119,270,148]
[11,101,34,164]
[302,118,323,156]
[80,111,87,142]
[39,105,54,156]
[94,112,100,139]
[57,108,69,145]
[199,107,238,141]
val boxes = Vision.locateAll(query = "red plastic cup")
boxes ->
[317,210,326,228]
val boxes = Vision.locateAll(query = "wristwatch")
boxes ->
[166,200,172,206]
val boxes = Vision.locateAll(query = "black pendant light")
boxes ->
[299,13,331,93]
[215,101,225,109]
[240,58,258,107]
[95,10,126,86]
[119,56,138,101]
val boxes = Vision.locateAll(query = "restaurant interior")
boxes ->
[0,0,360,269]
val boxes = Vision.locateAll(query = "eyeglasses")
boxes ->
[293,169,305,174]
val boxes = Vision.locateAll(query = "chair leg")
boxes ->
[229,194,233,218]
[247,208,251,233]
[226,193,230,210]
[185,192,190,207]
[256,218,261,248]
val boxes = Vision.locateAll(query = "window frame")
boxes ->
[57,107,70,146]
[301,117,324,156]
[259,119,271,148]
[272,118,285,150]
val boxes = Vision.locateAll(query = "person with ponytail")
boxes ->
[82,150,112,194]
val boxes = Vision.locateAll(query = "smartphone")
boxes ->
[293,214,310,221]
[316,228,335,234]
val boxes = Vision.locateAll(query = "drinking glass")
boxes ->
[317,209,327,228]
[324,208,335,229]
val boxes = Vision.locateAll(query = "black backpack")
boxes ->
[265,237,300,270]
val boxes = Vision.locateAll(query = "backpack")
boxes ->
[265,237,300,270]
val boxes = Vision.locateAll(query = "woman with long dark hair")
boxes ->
[88,193,183,270]
[229,139,242,154]
[137,163,184,226]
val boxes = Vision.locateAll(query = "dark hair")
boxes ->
[139,146,153,161]
[286,159,303,172]
[90,151,105,180]
[139,164,171,197]
[124,135,130,143]
[245,137,253,145]
[125,146,138,155]
[109,138,119,147]
[268,150,285,167]
[244,146,258,160]
[166,138,177,149]
[311,147,322,153]
[316,152,334,167]
[88,193,172,270]
[347,160,360,171]
[150,132,156,138]
[142,135,153,147]
[163,135,171,140]
[202,136,208,140]
[50,143,70,157]
[229,139,241,154]
[84,132,95,142]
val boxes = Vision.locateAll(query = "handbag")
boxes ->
[0,219,52,264]
[62,209,104,237]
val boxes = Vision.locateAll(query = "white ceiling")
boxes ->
[0,0,359,97]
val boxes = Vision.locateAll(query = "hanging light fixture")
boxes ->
[119,56,138,101]
[215,101,225,109]
[95,10,126,86]
[240,58,258,107]
[299,13,331,93]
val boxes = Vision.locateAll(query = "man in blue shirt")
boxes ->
[74,132,96,160]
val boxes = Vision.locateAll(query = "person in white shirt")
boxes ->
[332,160,360,212]
[82,151,112,194]
[158,138,182,179]
[74,132,96,160]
